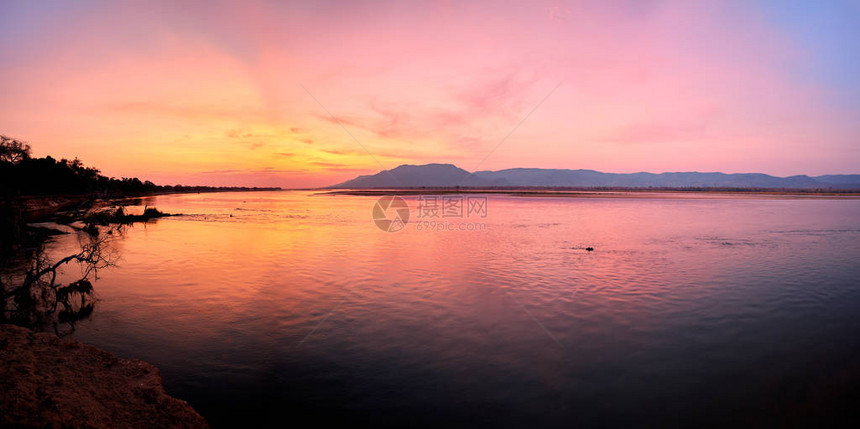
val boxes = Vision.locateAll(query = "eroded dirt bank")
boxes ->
[0,324,208,428]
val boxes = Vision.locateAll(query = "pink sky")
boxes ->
[1,0,858,187]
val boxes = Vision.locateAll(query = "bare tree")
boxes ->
[1,226,121,335]
[0,135,31,164]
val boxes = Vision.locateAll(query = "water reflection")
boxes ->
[34,191,860,427]
[0,226,122,336]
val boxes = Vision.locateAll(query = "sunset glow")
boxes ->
[2,0,858,187]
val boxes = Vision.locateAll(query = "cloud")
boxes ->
[311,161,350,168]
[1,0,858,187]
[546,6,572,21]
[598,122,710,144]
[225,129,255,139]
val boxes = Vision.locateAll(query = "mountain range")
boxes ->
[330,164,860,189]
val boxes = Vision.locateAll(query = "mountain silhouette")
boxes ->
[330,164,860,189]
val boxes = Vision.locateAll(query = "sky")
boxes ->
[1,0,859,187]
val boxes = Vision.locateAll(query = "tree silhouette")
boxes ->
[0,226,121,336]
[0,135,31,164]
[0,135,157,197]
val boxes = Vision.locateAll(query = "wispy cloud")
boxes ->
[1,0,858,187]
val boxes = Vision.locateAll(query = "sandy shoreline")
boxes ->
[320,188,860,199]
[0,324,208,428]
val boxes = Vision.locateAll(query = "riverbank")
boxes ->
[321,188,860,199]
[17,187,281,222]
[0,324,208,428]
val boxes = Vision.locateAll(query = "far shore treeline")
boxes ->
[0,135,278,250]
[1,135,279,197]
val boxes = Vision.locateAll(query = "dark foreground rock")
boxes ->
[0,324,208,428]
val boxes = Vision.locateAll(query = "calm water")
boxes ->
[46,191,860,427]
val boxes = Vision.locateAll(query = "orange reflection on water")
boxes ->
[42,191,860,427]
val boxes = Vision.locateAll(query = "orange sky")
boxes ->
[1,1,858,187]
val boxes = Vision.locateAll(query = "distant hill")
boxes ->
[332,164,497,188]
[330,164,860,190]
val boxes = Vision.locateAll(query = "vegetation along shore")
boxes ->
[1,135,219,427]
